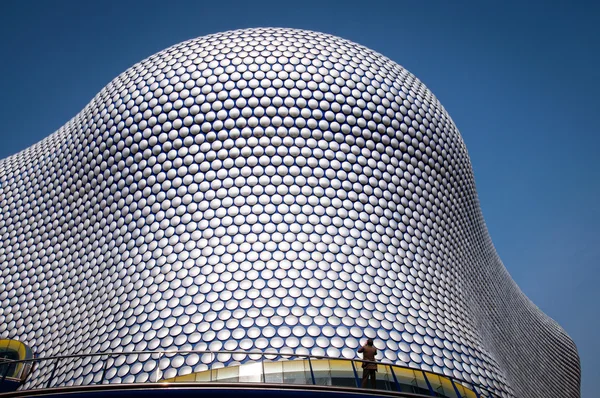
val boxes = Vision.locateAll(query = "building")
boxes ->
[0,28,580,398]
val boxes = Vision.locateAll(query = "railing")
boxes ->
[0,349,503,398]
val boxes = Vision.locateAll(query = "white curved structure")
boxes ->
[0,28,580,397]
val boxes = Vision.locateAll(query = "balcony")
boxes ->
[0,349,502,398]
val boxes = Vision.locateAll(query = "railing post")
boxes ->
[388,365,402,392]
[421,370,434,396]
[449,378,463,398]
[209,351,213,382]
[99,355,109,384]
[307,356,316,385]
[350,360,360,388]
[20,360,31,383]
[154,352,163,383]
[46,358,60,388]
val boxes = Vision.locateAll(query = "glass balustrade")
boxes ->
[0,349,502,398]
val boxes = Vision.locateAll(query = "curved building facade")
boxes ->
[0,28,580,397]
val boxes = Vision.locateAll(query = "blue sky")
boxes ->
[0,0,598,396]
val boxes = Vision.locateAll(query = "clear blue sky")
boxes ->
[0,0,598,396]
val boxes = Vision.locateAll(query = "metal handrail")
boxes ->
[0,348,502,397]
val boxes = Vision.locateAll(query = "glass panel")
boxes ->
[282,360,308,384]
[0,349,19,378]
[374,364,394,391]
[310,359,331,386]
[455,381,479,398]
[172,373,197,382]
[0,339,33,381]
[194,370,211,382]
[263,361,284,383]
[392,366,431,396]
[414,370,433,395]
[426,372,443,396]
[216,365,239,382]
[329,359,357,388]
[239,362,263,382]
[424,372,454,398]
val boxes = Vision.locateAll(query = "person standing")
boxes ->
[358,338,377,388]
